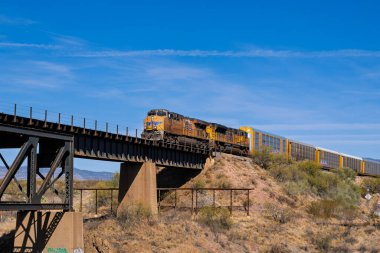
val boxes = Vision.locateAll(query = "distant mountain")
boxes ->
[0,166,114,181]
[364,158,380,163]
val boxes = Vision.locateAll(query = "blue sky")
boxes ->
[0,1,380,172]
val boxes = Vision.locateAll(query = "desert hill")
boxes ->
[84,153,380,253]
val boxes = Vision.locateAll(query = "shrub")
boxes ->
[93,181,114,207]
[268,244,289,253]
[361,178,380,194]
[308,200,338,219]
[312,233,332,252]
[117,202,152,228]
[214,174,232,189]
[193,178,206,189]
[198,206,232,231]
[250,147,273,170]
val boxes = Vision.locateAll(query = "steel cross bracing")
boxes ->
[0,125,74,211]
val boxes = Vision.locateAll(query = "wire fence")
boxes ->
[73,187,252,216]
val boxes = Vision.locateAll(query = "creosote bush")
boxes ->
[117,202,152,228]
[192,178,206,189]
[251,150,361,219]
[198,206,232,231]
[361,177,380,194]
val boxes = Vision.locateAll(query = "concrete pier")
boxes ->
[13,211,83,253]
[117,161,158,215]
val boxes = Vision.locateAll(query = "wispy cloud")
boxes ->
[0,60,74,90]
[71,49,380,58]
[0,42,60,49]
[0,15,35,25]
[253,123,380,132]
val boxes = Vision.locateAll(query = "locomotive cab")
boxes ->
[142,109,168,140]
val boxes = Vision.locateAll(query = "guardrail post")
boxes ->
[29,107,32,125]
[44,110,48,127]
[13,104,16,122]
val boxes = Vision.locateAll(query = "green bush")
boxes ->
[192,178,206,189]
[198,206,232,231]
[93,181,114,207]
[117,202,152,228]
[307,199,339,219]
[361,177,380,194]
[250,147,273,170]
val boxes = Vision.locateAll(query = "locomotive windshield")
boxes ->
[147,109,168,116]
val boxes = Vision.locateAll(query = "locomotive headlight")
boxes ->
[151,116,154,121]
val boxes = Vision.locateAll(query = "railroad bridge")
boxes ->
[0,106,210,214]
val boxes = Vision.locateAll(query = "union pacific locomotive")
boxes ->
[142,109,380,176]
[141,109,249,155]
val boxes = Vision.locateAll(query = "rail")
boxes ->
[73,187,253,216]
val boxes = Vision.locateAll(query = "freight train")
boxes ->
[141,109,250,155]
[141,109,380,176]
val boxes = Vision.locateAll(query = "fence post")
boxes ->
[230,189,233,215]
[95,189,98,214]
[110,189,113,213]
[247,190,250,216]
[191,189,194,214]
[80,189,83,212]
[213,189,216,208]
[195,189,198,214]
[158,189,161,213]
[174,189,177,210]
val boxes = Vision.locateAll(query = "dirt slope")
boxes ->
[84,154,380,253]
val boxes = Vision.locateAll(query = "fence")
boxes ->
[73,187,252,216]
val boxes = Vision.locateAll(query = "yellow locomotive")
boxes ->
[141,109,249,155]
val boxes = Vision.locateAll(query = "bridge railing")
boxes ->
[73,187,252,217]
[0,102,146,138]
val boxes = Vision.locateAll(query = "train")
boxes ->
[141,109,380,176]
[141,109,250,155]
[240,126,380,176]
